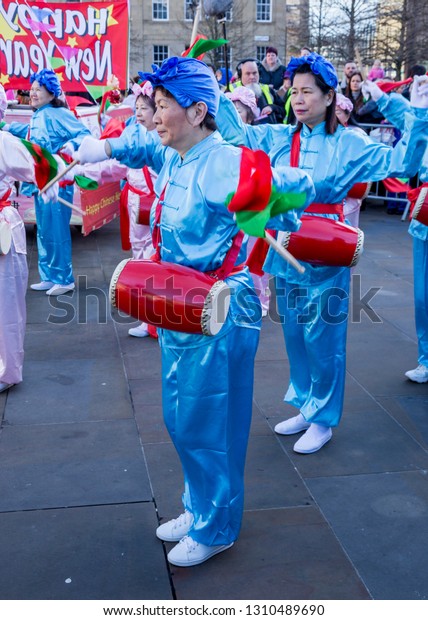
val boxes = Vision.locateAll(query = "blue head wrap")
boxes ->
[30,69,61,98]
[138,57,220,117]
[286,53,338,89]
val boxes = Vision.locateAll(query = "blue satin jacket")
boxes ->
[217,93,426,281]
[376,93,428,241]
[106,127,316,345]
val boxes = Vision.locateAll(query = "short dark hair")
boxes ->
[408,64,426,77]
[291,64,338,134]
[50,98,68,108]
[136,92,156,112]
[32,95,67,110]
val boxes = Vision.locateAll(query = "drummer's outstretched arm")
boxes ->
[76,124,165,173]
[217,92,278,153]
[0,132,38,183]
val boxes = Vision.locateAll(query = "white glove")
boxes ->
[75,136,108,164]
[362,79,384,102]
[40,184,59,204]
[52,154,83,182]
[60,141,75,157]
[410,75,428,109]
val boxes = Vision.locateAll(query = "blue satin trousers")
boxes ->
[413,237,428,366]
[275,269,350,428]
[34,184,74,285]
[160,324,259,546]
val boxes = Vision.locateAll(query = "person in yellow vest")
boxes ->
[230,59,285,124]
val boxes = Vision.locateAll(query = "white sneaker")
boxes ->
[46,283,75,296]
[405,364,428,384]
[156,510,194,542]
[167,535,234,567]
[293,423,332,454]
[274,413,310,435]
[0,382,14,393]
[30,281,53,291]
[128,323,150,338]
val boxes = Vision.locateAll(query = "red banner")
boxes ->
[0,0,129,93]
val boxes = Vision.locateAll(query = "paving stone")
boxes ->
[0,420,151,511]
[170,507,370,600]
[307,471,428,600]
[0,503,172,600]
[4,358,132,424]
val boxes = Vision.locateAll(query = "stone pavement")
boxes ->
[0,203,427,601]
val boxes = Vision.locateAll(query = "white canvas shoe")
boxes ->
[167,536,234,567]
[405,364,428,384]
[128,323,150,338]
[274,413,310,435]
[46,283,75,296]
[293,423,332,454]
[30,281,53,291]
[156,511,194,542]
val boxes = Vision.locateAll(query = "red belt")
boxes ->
[0,189,12,211]
[305,202,344,221]
[119,181,155,252]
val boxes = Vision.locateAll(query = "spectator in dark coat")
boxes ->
[258,47,287,91]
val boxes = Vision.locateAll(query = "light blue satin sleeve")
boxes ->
[217,92,290,152]
[8,122,29,139]
[375,94,428,181]
[390,112,428,179]
[28,105,90,152]
[107,124,165,173]
[376,93,411,131]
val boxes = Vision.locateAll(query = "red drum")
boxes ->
[110,259,231,335]
[137,194,155,226]
[411,186,428,226]
[0,220,12,256]
[347,182,371,199]
[282,216,364,267]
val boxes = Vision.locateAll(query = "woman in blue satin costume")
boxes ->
[364,78,428,383]
[75,57,315,566]
[217,53,426,454]
[6,69,90,296]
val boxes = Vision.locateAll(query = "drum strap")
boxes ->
[120,170,156,252]
[142,166,155,194]
[151,183,245,279]
[290,129,344,221]
[119,182,132,252]
[0,189,12,211]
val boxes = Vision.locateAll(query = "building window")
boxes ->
[214,45,233,69]
[153,0,168,21]
[256,0,271,22]
[184,0,195,21]
[256,46,267,62]
[153,45,169,65]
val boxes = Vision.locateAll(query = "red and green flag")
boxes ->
[20,139,98,191]
[182,35,228,60]
[226,147,307,238]
[20,138,59,189]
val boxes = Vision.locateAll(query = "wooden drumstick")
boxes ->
[264,230,305,274]
[58,196,85,216]
[39,159,80,195]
